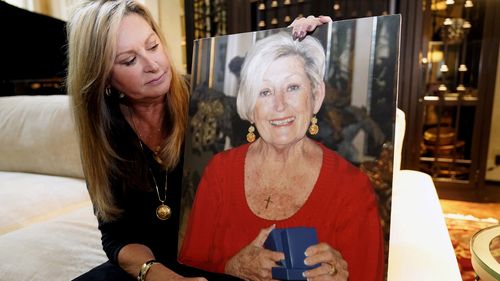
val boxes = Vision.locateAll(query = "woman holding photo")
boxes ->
[67,1,330,280]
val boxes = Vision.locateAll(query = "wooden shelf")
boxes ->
[421,95,478,106]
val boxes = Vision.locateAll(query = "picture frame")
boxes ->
[180,15,401,278]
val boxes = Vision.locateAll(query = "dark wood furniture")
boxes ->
[398,0,500,201]
[184,0,392,72]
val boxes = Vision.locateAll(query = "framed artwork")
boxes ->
[180,15,400,278]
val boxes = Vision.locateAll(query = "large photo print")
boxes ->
[180,15,400,280]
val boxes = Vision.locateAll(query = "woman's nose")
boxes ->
[273,91,287,111]
[143,55,159,72]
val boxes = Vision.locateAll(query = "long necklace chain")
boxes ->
[137,140,168,204]
[128,106,171,220]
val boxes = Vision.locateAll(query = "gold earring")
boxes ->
[309,115,319,135]
[246,124,256,143]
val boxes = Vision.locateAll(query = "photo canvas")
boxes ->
[180,15,401,279]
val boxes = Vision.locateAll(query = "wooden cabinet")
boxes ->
[184,0,392,72]
[399,0,500,200]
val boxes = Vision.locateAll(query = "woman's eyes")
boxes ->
[120,42,159,66]
[287,84,300,92]
[148,43,159,51]
[259,84,300,96]
[123,57,136,66]
[259,89,271,97]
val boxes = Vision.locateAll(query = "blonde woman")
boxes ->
[66,1,330,280]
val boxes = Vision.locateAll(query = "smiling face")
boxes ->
[109,13,172,102]
[252,55,324,147]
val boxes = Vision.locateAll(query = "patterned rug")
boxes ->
[444,213,499,281]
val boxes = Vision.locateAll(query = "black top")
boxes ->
[96,98,240,280]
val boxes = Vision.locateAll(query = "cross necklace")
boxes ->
[264,195,273,209]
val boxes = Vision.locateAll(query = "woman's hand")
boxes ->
[289,15,333,40]
[224,225,284,281]
[302,242,349,281]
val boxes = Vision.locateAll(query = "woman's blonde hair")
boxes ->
[237,32,325,121]
[66,0,188,221]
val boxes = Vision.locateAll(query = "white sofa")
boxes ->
[0,95,461,281]
[0,95,106,281]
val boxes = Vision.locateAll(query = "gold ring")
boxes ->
[327,262,336,275]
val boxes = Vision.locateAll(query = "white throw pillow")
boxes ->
[0,95,84,178]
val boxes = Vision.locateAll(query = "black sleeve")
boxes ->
[96,182,162,264]
[97,214,131,264]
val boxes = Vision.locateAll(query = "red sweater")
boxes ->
[179,143,384,281]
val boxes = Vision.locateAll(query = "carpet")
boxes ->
[444,213,499,281]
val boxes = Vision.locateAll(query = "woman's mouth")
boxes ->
[269,117,295,126]
[146,72,165,85]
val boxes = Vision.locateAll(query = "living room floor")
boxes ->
[440,199,500,220]
[439,197,500,280]
[438,179,500,219]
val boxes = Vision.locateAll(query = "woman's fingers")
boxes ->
[303,262,349,281]
[290,15,333,39]
[252,224,276,247]
[225,226,285,281]
[302,243,348,280]
[318,15,333,24]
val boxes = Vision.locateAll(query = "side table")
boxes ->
[471,224,500,280]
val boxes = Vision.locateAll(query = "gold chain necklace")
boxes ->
[128,106,171,220]
[145,151,171,220]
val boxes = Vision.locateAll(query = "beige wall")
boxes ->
[158,0,186,74]
[486,45,500,181]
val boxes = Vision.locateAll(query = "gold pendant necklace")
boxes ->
[140,140,171,220]
[156,204,171,220]
[128,106,170,220]
[150,171,171,220]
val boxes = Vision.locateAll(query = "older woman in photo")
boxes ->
[179,32,384,281]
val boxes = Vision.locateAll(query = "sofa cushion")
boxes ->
[0,171,90,234]
[0,205,107,281]
[0,95,84,178]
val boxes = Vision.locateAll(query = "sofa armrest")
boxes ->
[387,170,461,281]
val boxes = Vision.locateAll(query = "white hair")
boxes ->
[236,32,326,121]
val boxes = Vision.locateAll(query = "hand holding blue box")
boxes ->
[264,227,320,280]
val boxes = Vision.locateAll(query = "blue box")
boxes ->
[264,227,320,280]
